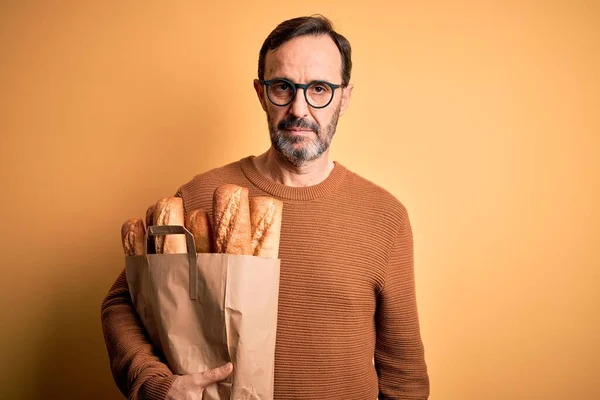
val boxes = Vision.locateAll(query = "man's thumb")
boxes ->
[200,362,233,386]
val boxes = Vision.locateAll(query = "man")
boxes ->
[102,15,429,399]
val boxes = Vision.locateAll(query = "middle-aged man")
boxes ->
[102,15,430,400]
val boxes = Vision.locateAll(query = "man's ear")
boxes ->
[253,79,268,112]
[339,83,353,116]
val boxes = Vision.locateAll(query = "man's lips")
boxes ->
[284,128,313,133]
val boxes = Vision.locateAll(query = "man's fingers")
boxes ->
[195,362,233,387]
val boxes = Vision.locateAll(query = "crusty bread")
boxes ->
[249,196,283,259]
[212,184,252,255]
[145,203,155,229]
[121,217,145,257]
[185,209,212,253]
[153,196,187,254]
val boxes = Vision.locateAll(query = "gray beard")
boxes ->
[268,105,341,167]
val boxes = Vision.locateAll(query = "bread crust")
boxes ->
[121,217,145,256]
[153,197,187,254]
[212,184,252,255]
[249,196,283,259]
[145,203,155,229]
[185,209,212,253]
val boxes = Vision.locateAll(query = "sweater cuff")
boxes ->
[139,375,177,400]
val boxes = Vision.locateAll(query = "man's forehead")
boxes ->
[264,35,342,81]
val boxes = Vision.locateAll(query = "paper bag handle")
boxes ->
[144,225,198,300]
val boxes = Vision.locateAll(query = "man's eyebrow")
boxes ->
[265,76,292,81]
[265,76,335,83]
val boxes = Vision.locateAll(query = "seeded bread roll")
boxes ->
[153,196,187,254]
[184,209,213,253]
[212,184,252,255]
[249,196,283,259]
[121,217,145,257]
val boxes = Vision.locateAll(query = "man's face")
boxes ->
[254,35,353,166]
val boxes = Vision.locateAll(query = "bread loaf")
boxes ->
[249,196,283,259]
[121,217,145,256]
[153,196,187,254]
[145,203,155,229]
[185,209,212,253]
[212,184,252,255]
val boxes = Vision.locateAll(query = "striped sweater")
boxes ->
[101,155,429,399]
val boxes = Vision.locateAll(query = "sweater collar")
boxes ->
[239,155,348,201]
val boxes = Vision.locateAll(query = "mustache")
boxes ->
[277,117,319,133]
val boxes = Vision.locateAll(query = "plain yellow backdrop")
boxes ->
[1,1,598,399]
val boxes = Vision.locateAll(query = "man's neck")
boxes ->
[253,148,335,187]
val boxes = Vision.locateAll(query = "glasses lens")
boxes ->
[267,80,294,105]
[306,82,333,108]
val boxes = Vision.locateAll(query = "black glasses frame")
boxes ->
[260,78,343,109]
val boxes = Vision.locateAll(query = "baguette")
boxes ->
[184,209,212,253]
[249,196,283,259]
[212,184,252,255]
[145,203,155,229]
[121,217,145,256]
[153,196,187,254]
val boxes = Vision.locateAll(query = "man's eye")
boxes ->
[273,82,291,91]
[310,84,329,94]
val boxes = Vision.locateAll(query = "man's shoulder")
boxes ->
[173,157,251,212]
[176,158,246,194]
[189,159,243,184]
[341,165,409,222]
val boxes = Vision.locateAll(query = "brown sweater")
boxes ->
[101,156,429,399]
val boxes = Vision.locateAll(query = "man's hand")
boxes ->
[166,362,233,400]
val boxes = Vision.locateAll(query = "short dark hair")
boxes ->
[258,15,352,87]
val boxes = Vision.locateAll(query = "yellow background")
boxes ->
[1,1,598,399]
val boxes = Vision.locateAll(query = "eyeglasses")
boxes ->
[260,78,342,109]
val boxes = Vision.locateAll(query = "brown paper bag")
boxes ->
[125,225,280,400]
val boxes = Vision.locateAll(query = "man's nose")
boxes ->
[289,88,310,118]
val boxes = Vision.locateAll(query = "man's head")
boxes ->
[254,15,353,166]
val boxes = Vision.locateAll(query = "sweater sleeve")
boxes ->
[101,270,176,400]
[100,189,185,399]
[375,212,430,399]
